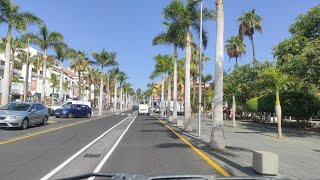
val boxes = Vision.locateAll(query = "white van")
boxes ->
[165,101,184,115]
[138,104,149,115]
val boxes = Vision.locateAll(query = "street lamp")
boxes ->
[198,0,203,137]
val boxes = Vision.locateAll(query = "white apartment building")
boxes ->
[0,46,79,103]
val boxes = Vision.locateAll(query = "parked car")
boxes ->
[55,104,92,118]
[0,102,49,130]
[49,100,91,116]
[138,104,149,115]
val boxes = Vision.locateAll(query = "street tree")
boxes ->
[0,0,43,106]
[163,0,215,131]
[92,49,117,115]
[26,25,64,103]
[48,73,59,106]
[225,36,246,66]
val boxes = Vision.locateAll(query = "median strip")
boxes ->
[155,116,230,177]
[0,115,110,145]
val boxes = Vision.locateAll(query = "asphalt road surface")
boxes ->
[0,111,224,180]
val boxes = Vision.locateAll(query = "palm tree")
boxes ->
[163,0,215,131]
[53,42,74,102]
[110,67,120,112]
[147,82,155,110]
[92,49,117,116]
[70,51,91,100]
[122,82,132,110]
[237,9,262,63]
[26,25,63,103]
[150,54,173,118]
[0,0,43,106]
[202,74,212,116]
[153,21,185,122]
[48,73,59,106]
[210,0,225,150]
[118,72,128,112]
[17,50,34,102]
[225,36,246,66]
[62,80,70,99]
[84,68,99,104]
[224,78,238,127]
[263,67,291,138]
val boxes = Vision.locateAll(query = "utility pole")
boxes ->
[198,0,203,137]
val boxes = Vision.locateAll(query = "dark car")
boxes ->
[132,105,139,110]
[55,104,92,118]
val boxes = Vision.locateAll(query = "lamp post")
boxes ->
[198,0,203,137]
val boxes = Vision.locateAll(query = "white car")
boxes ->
[138,104,149,115]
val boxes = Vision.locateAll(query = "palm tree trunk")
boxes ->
[173,45,178,123]
[36,56,40,94]
[249,35,256,65]
[275,90,283,138]
[232,94,236,127]
[88,83,92,102]
[235,56,238,66]
[161,74,165,117]
[99,67,104,116]
[210,0,225,150]
[113,81,117,113]
[1,27,12,106]
[9,51,15,93]
[192,76,197,117]
[167,76,172,121]
[41,49,47,104]
[107,74,110,109]
[184,31,192,132]
[24,61,30,102]
[51,87,55,106]
[78,71,81,100]
[59,63,64,103]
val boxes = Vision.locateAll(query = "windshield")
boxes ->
[0,103,31,111]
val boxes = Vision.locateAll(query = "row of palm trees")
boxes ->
[0,0,134,115]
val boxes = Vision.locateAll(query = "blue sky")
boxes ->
[1,0,318,91]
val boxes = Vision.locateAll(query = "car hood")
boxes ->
[0,110,28,117]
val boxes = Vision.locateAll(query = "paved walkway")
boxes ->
[168,115,320,179]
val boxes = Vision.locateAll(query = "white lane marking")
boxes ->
[40,114,132,180]
[88,114,138,180]
[121,113,125,115]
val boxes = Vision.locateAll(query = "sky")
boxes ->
[1,0,318,91]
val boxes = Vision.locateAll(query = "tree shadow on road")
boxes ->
[154,143,189,148]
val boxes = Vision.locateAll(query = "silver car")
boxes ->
[0,102,49,130]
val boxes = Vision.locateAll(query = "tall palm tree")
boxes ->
[225,36,246,66]
[163,0,215,131]
[48,73,59,106]
[150,54,173,118]
[26,25,63,103]
[53,42,74,102]
[224,78,238,127]
[210,0,225,150]
[237,9,262,64]
[110,67,120,112]
[153,21,185,122]
[92,49,117,116]
[84,68,99,104]
[70,51,91,100]
[147,82,155,110]
[0,0,43,106]
[17,50,35,102]
[117,72,128,112]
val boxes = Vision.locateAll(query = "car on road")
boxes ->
[55,104,92,118]
[138,104,149,115]
[132,105,139,110]
[0,102,49,130]
[49,100,92,116]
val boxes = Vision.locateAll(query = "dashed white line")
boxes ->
[40,114,133,180]
[88,114,138,180]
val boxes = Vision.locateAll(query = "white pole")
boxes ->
[198,1,203,137]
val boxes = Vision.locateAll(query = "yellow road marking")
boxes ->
[155,116,230,177]
[0,115,110,145]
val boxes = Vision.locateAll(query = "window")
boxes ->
[36,104,44,110]
[30,105,37,111]
[1,60,5,65]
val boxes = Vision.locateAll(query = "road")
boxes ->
[0,111,226,180]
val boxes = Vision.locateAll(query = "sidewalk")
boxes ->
[166,115,320,179]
